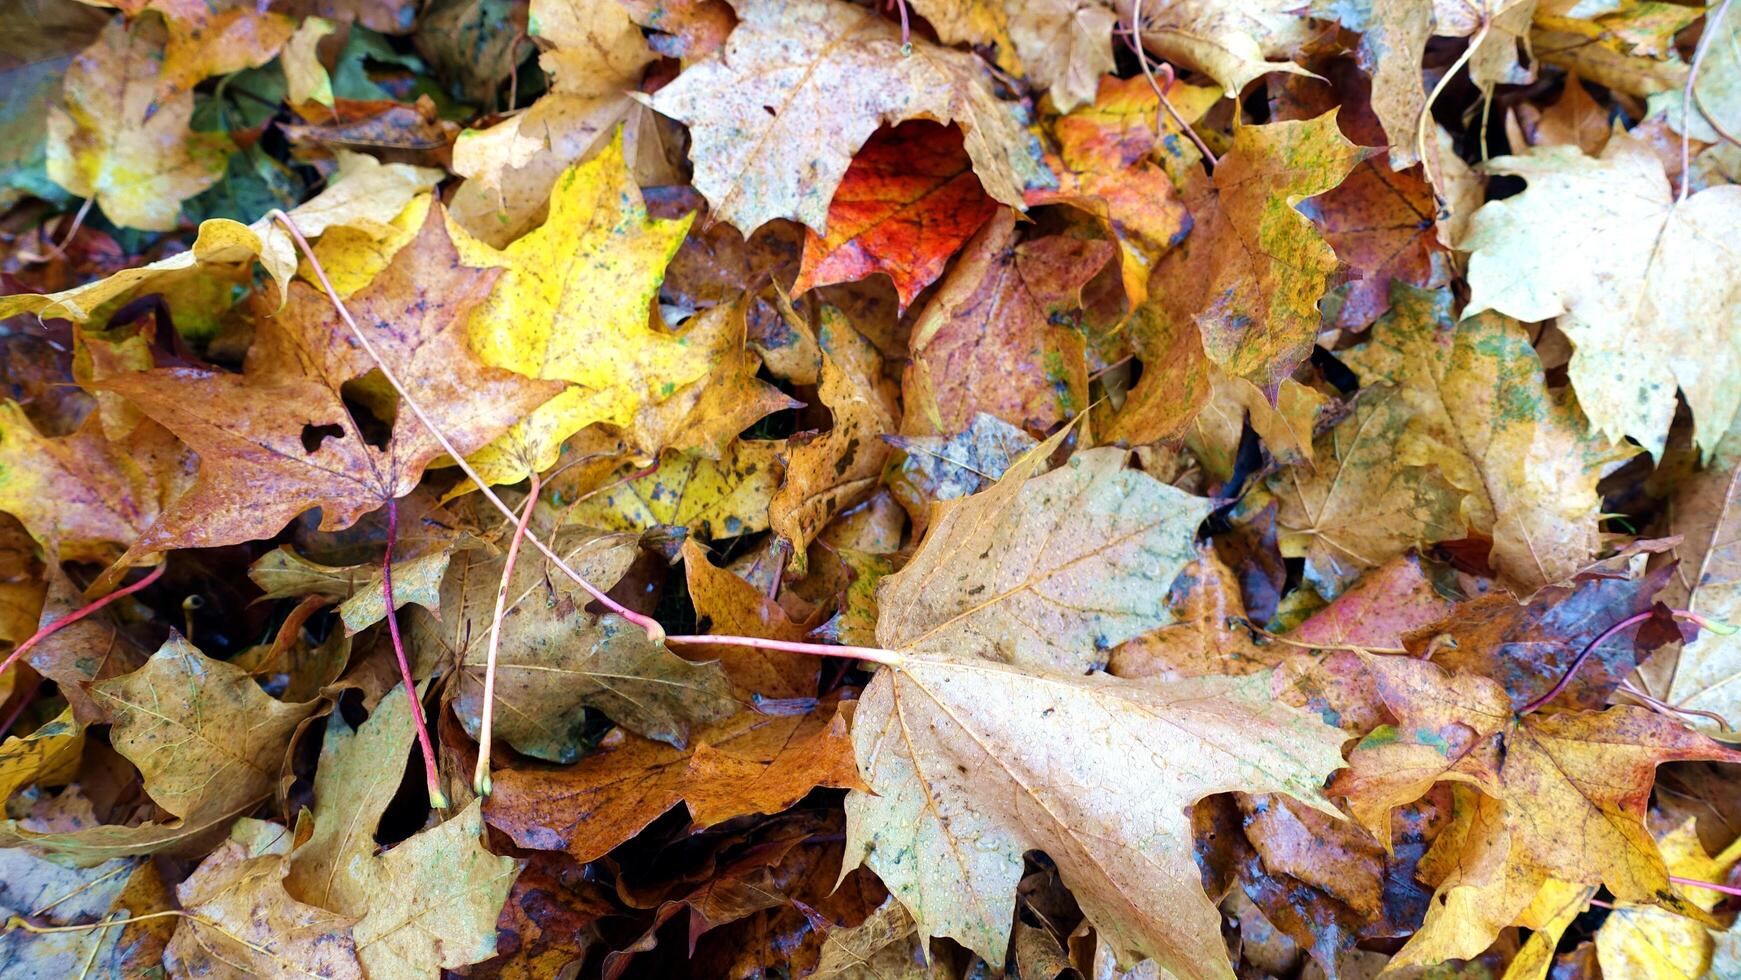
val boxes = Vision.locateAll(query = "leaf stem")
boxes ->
[1682,0,1736,201]
[0,563,165,686]
[474,471,539,797]
[385,498,447,810]
[1518,608,1725,715]
[1126,0,1219,167]
[265,210,668,643]
[1417,21,1487,193]
[662,633,905,668]
[1671,874,1741,897]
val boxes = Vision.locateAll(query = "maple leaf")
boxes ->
[449,0,658,245]
[770,309,898,573]
[351,801,521,977]
[1146,112,1365,389]
[885,411,1037,536]
[166,821,363,980]
[283,688,521,976]
[1026,76,1196,307]
[903,210,1113,435]
[485,701,861,862]
[618,297,801,460]
[0,151,442,322]
[645,0,1054,235]
[878,442,1214,672]
[449,136,698,486]
[1339,284,1632,591]
[791,122,1000,310]
[1594,817,1741,977]
[1299,159,1450,331]
[1461,131,1741,459]
[1650,410,1741,732]
[1270,386,1466,598]
[428,545,738,760]
[96,207,560,561]
[846,660,1346,977]
[156,7,296,108]
[46,17,233,231]
[1120,0,1316,97]
[0,405,192,564]
[566,442,785,538]
[1331,653,1741,967]
[0,708,82,806]
[682,537,822,700]
[0,635,314,865]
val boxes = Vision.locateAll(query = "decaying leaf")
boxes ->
[486,701,860,861]
[99,208,561,562]
[878,442,1213,673]
[1462,131,1741,459]
[1146,112,1364,389]
[48,17,233,230]
[847,658,1346,977]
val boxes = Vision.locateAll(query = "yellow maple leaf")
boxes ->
[448,133,699,487]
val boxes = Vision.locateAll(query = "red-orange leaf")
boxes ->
[792,122,998,310]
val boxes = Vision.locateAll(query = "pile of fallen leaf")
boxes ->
[3,0,1741,976]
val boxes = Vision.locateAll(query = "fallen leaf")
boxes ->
[1340,283,1632,591]
[791,122,999,310]
[0,150,442,323]
[450,136,698,487]
[432,545,738,760]
[98,207,561,561]
[0,708,83,805]
[847,657,1346,977]
[1026,76,1196,307]
[565,441,785,538]
[47,17,233,230]
[1271,386,1466,598]
[878,440,1214,673]
[885,411,1037,536]
[646,0,1053,235]
[0,634,315,865]
[1300,158,1449,331]
[1146,112,1365,389]
[350,800,522,978]
[1653,409,1741,733]
[1121,0,1315,97]
[166,819,363,980]
[682,537,819,700]
[1331,653,1741,968]
[1461,131,1741,459]
[0,405,191,564]
[620,298,801,460]
[902,210,1112,435]
[485,701,860,861]
[771,309,897,571]
[1594,817,1741,978]
[449,0,655,245]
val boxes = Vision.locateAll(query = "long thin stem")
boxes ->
[1671,874,1741,898]
[385,499,447,810]
[0,564,165,685]
[266,210,667,642]
[1519,609,1724,715]
[1682,0,1735,202]
[662,633,905,668]
[1417,22,1488,192]
[1128,0,1219,167]
[474,472,539,797]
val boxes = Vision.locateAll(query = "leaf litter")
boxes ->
[3,0,1741,977]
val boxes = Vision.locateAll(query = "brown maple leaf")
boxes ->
[98,207,563,564]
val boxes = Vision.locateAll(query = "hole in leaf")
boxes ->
[340,369,399,451]
[300,423,345,453]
